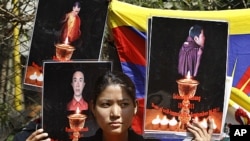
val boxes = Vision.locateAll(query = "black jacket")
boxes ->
[80,128,145,141]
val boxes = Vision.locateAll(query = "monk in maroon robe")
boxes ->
[60,1,81,44]
[178,25,205,77]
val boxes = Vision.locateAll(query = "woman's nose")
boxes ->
[110,104,121,117]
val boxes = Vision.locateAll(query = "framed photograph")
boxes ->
[42,61,112,140]
[23,0,109,90]
[144,16,229,140]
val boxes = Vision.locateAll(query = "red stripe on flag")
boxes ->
[236,66,250,94]
[112,26,146,66]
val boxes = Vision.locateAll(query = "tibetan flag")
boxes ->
[108,0,250,135]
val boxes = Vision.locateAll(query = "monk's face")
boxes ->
[71,71,85,97]
[194,30,205,47]
[72,6,80,15]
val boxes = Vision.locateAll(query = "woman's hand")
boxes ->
[26,129,50,141]
[187,117,214,141]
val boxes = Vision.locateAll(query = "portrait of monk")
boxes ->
[60,1,81,44]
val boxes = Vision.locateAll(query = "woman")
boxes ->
[81,71,144,141]
[24,71,214,141]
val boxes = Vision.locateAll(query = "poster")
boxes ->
[144,16,229,140]
[42,61,112,141]
[24,0,109,90]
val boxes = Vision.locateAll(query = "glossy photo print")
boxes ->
[42,61,112,141]
[144,17,229,140]
[24,0,109,89]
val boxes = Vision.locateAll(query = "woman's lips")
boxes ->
[109,122,122,127]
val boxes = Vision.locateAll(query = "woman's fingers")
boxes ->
[187,123,199,137]
[26,129,43,141]
[26,129,50,141]
[187,117,214,141]
[193,119,208,136]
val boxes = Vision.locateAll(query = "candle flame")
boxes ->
[29,72,38,80]
[156,115,160,120]
[161,116,169,122]
[213,122,217,129]
[171,116,176,121]
[162,115,167,121]
[64,37,69,44]
[169,116,177,125]
[160,115,169,125]
[200,118,208,128]
[186,71,191,79]
[76,107,80,114]
[37,73,43,81]
[152,114,161,124]
[210,118,217,129]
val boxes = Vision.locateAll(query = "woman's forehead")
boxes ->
[98,85,131,99]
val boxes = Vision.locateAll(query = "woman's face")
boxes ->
[92,84,137,136]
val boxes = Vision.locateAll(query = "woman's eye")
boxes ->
[120,103,129,108]
[100,103,110,108]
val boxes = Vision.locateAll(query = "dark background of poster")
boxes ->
[146,17,228,114]
[26,0,109,67]
[42,61,112,140]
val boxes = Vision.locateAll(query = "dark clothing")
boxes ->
[13,119,41,141]
[80,128,145,141]
[178,36,201,77]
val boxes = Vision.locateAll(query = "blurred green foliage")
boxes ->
[119,0,250,10]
